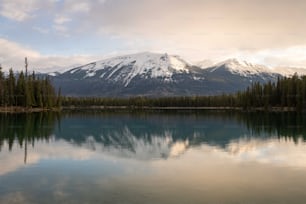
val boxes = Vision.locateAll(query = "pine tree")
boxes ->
[0,65,4,106]
[7,69,16,106]
[56,87,62,108]
[16,71,26,106]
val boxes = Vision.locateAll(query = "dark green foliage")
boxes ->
[1,66,304,110]
[0,66,5,105]
[61,95,239,108]
[237,74,306,110]
[0,68,59,108]
[61,75,306,110]
[7,68,16,106]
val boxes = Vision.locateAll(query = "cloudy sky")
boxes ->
[1,0,306,72]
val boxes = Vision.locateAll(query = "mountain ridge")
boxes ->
[48,52,306,97]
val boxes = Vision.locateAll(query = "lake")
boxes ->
[1,111,306,204]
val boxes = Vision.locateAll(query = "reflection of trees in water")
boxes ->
[58,111,306,149]
[236,112,306,143]
[0,113,60,154]
[57,111,244,149]
[0,111,305,155]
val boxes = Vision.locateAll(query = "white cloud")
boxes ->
[0,38,40,69]
[52,24,69,37]
[0,0,35,21]
[52,14,74,36]
[2,37,306,73]
[223,45,306,68]
[0,0,55,21]
[54,15,71,25]
[68,2,91,13]
[0,38,99,72]
[50,1,96,36]
[1,0,306,68]
[47,0,305,64]
[33,26,50,34]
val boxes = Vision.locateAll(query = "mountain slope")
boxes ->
[200,59,280,87]
[50,53,305,97]
[64,52,190,87]
[206,58,272,76]
[199,58,306,77]
[53,52,202,97]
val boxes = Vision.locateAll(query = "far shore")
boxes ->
[61,106,299,112]
[0,107,61,113]
[0,106,301,113]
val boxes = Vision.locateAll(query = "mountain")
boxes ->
[64,52,190,86]
[269,66,306,76]
[49,52,306,97]
[205,58,273,76]
[200,58,306,77]
[201,58,280,83]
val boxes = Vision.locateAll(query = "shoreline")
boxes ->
[0,107,61,113]
[0,106,301,113]
[61,106,299,112]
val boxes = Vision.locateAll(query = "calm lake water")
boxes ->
[1,111,306,204]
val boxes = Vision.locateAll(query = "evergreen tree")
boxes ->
[0,66,4,106]
[0,62,59,109]
[56,87,62,108]
[16,71,26,106]
[7,69,16,106]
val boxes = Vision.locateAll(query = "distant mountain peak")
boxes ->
[221,58,250,66]
[66,52,190,87]
[210,58,271,76]
[49,52,306,97]
[209,58,306,77]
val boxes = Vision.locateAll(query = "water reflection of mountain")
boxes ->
[57,112,306,144]
[52,112,306,160]
[56,112,249,148]
[1,112,306,160]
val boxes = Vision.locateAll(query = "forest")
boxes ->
[62,74,306,111]
[1,60,306,111]
[61,75,306,111]
[0,66,60,109]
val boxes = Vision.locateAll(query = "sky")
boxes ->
[1,0,306,72]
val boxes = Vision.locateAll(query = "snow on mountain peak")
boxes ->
[270,66,306,77]
[222,58,250,67]
[75,52,190,86]
[218,59,306,76]
[60,53,306,88]
[213,58,272,76]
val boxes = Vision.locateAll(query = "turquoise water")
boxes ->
[1,112,306,204]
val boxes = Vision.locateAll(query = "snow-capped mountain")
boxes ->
[206,58,272,76]
[66,52,190,87]
[199,58,306,77]
[269,66,306,76]
[49,52,306,97]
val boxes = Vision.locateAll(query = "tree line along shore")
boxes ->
[0,66,60,111]
[1,64,306,112]
[61,74,306,111]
